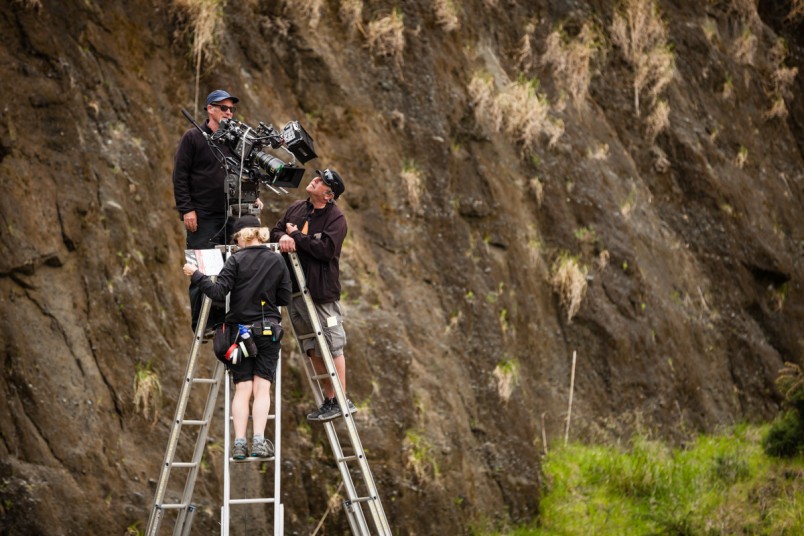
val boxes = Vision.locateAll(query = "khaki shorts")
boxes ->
[289,296,346,357]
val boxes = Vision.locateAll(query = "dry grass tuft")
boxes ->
[405,430,439,484]
[434,0,460,32]
[788,0,804,21]
[133,362,162,425]
[646,98,670,141]
[733,27,758,65]
[172,0,226,114]
[542,22,604,106]
[611,0,675,117]
[366,8,406,67]
[469,72,564,151]
[400,159,423,210]
[764,39,798,120]
[339,0,364,35]
[550,253,588,322]
[493,359,520,404]
[517,21,538,70]
[299,0,324,29]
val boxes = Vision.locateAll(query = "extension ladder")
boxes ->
[286,252,391,535]
[146,247,284,535]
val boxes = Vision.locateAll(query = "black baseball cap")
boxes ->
[206,89,239,105]
[231,215,261,237]
[316,168,345,199]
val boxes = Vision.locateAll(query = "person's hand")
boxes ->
[286,222,298,234]
[183,210,198,232]
[183,263,198,276]
[255,198,264,210]
[278,234,296,253]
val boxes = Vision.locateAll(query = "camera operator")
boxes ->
[271,168,356,422]
[173,89,263,332]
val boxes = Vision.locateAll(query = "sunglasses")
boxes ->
[210,103,237,113]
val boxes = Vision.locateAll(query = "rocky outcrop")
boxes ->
[0,0,801,534]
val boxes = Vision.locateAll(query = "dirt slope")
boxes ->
[0,0,801,534]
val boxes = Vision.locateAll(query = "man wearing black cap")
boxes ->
[270,168,355,422]
[173,89,261,331]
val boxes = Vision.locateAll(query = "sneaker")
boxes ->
[231,442,248,460]
[250,438,274,458]
[307,398,335,421]
[317,398,358,422]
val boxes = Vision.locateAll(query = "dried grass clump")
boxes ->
[366,8,405,67]
[493,359,520,404]
[300,0,324,29]
[400,159,423,210]
[550,252,588,322]
[133,362,163,425]
[517,21,537,70]
[339,0,364,35]
[788,0,804,22]
[611,0,675,118]
[733,27,758,65]
[434,0,460,32]
[646,98,670,141]
[764,39,798,120]
[172,0,226,113]
[405,430,439,484]
[542,22,604,106]
[469,72,564,151]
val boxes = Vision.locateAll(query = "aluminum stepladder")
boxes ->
[146,246,283,536]
[286,251,391,536]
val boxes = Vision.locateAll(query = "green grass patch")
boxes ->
[488,425,804,535]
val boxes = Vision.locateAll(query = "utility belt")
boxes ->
[242,319,284,342]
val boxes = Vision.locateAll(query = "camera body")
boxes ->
[213,118,317,216]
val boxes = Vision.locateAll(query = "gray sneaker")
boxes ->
[317,398,358,422]
[307,398,335,421]
[231,442,248,460]
[250,438,274,458]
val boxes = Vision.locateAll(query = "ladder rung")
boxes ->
[191,378,218,384]
[158,503,189,510]
[311,372,331,380]
[298,332,317,340]
[337,454,358,463]
[182,419,208,426]
[171,462,198,468]
[228,456,276,463]
[228,497,276,505]
[345,496,377,505]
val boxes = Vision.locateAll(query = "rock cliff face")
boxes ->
[0,0,801,534]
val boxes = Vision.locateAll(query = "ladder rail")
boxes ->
[174,359,225,534]
[146,296,213,536]
[287,252,391,535]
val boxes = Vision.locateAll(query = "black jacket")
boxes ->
[191,246,292,325]
[270,199,347,303]
[172,120,236,218]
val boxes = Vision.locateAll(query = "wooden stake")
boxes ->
[541,412,549,455]
[564,350,577,446]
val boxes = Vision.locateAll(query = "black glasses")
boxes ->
[210,103,237,113]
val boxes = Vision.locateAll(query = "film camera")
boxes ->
[213,118,317,217]
[180,109,317,217]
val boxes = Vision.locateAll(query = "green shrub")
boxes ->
[763,362,804,458]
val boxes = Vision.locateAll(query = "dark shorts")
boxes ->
[289,296,346,357]
[228,332,281,384]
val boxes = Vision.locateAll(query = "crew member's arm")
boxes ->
[288,213,347,261]
[272,212,296,253]
[183,256,237,301]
